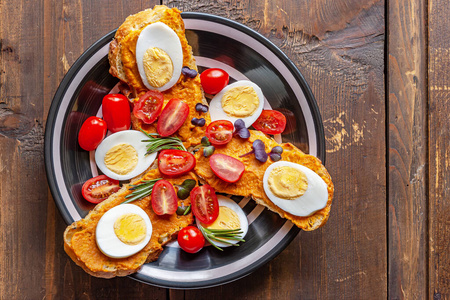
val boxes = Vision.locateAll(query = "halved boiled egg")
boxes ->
[95,130,157,181]
[136,22,183,91]
[96,204,152,258]
[209,80,264,128]
[198,195,248,248]
[263,161,328,217]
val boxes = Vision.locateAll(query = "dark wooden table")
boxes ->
[1,0,449,298]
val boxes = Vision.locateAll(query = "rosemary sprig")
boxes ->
[140,129,186,155]
[198,224,245,251]
[183,205,191,215]
[122,178,161,204]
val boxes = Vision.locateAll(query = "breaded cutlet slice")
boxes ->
[108,5,210,148]
[64,169,197,278]
[193,130,334,231]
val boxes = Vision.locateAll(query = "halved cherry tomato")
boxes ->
[275,108,296,135]
[102,94,131,133]
[205,120,234,145]
[151,180,178,215]
[78,116,107,151]
[157,98,189,137]
[200,68,229,94]
[252,110,287,135]
[190,185,219,225]
[81,175,120,204]
[209,153,245,183]
[133,90,164,124]
[178,226,205,253]
[158,149,196,176]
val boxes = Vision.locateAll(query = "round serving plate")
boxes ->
[44,12,325,289]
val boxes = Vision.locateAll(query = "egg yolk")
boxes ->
[205,206,241,230]
[113,213,147,245]
[104,143,138,175]
[221,86,259,117]
[268,166,308,199]
[143,47,173,88]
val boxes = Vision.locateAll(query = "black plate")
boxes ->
[44,12,325,289]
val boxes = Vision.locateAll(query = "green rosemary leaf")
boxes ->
[183,205,191,215]
[203,227,242,234]
[122,178,162,204]
[198,224,245,251]
[140,129,186,154]
[199,225,224,251]
[208,236,237,246]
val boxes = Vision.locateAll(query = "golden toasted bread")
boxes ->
[109,5,170,85]
[193,130,334,231]
[108,5,210,148]
[64,169,196,278]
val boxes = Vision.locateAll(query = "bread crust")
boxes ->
[108,5,171,83]
[64,171,196,279]
[193,130,334,231]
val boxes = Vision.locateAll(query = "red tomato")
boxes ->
[209,153,245,183]
[78,116,107,151]
[158,149,196,176]
[190,185,219,224]
[151,180,178,215]
[102,94,131,133]
[157,98,189,137]
[205,120,234,145]
[252,110,287,135]
[275,108,296,135]
[133,90,164,124]
[200,68,229,94]
[81,175,120,203]
[177,226,205,253]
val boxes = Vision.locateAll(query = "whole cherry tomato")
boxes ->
[81,175,120,203]
[205,120,234,145]
[157,98,189,137]
[102,94,131,133]
[200,68,229,94]
[252,110,287,135]
[177,226,205,253]
[133,90,164,124]
[78,116,107,151]
[151,180,178,215]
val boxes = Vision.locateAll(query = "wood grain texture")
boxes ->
[428,0,450,298]
[0,0,167,298]
[388,0,428,298]
[166,0,386,298]
[2,0,450,298]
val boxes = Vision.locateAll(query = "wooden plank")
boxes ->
[165,0,387,298]
[42,0,167,297]
[387,0,428,298]
[0,0,50,297]
[0,0,167,298]
[428,0,450,298]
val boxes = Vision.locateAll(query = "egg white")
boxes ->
[135,22,183,91]
[198,195,249,248]
[96,204,152,259]
[263,161,328,217]
[209,80,265,128]
[94,130,157,181]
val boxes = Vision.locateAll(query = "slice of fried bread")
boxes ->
[64,169,196,278]
[108,5,209,148]
[109,5,169,84]
[193,130,334,231]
